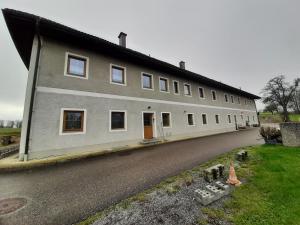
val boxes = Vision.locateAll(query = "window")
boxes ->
[224,94,228,102]
[162,112,171,128]
[202,114,207,125]
[253,116,255,122]
[65,53,88,78]
[228,115,232,123]
[212,90,217,101]
[244,99,247,105]
[241,114,244,120]
[231,95,234,103]
[111,65,126,85]
[142,73,153,89]
[237,97,240,104]
[173,81,179,94]
[199,87,205,98]
[215,115,220,124]
[184,84,192,96]
[159,77,169,92]
[62,109,85,133]
[187,113,195,126]
[110,111,126,131]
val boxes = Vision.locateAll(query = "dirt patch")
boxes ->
[0,198,27,215]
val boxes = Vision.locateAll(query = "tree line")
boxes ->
[0,120,22,128]
[261,75,300,122]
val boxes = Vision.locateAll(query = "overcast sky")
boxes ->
[1,0,300,120]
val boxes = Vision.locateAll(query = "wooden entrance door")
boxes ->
[143,113,153,139]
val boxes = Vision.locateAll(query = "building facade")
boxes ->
[3,9,260,160]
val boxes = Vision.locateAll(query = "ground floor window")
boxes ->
[202,114,207,125]
[215,114,220,124]
[62,110,85,133]
[228,115,232,123]
[110,111,127,131]
[162,112,171,128]
[187,113,195,126]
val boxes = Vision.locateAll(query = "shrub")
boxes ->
[259,127,282,143]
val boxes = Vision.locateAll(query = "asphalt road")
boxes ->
[0,128,263,225]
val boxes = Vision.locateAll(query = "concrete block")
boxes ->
[215,181,230,195]
[204,164,225,182]
[205,185,225,199]
[236,150,248,161]
[194,189,215,206]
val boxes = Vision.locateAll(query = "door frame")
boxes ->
[142,111,157,139]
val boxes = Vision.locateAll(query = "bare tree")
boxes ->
[263,103,278,115]
[6,120,15,128]
[261,75,300,122]
[0,120,4,128]
[291,88,300,114]
[15,120,22,128]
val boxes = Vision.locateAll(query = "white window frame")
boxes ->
[141,72,154,90]
[109,110,127,132]
[201,113,208,125]
[64,52,89,80]
[224,93,229,102]
[227,114,232,124]
[184,83,192,97]
[187,113,195,126]
[110,64,127,86]
[59,108,87,135]
[159,76,170,93]
[211,90,217,101]
[198,87,205,99]
[161,112,172,128]
[173,80,180,95]
[215,114,220,124]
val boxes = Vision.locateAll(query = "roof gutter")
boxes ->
[24,17,41,161]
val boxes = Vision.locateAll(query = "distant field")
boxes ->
[259,112,300,123]
[0,128,21,136]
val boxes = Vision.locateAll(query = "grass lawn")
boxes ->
[0,128,21,137]
[222,145,300,225]
[259,112,300,123]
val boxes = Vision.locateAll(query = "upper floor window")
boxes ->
[224,94,229,102]
[187,113,195,126]
[237,97,240,104]
[184,84,192,96]
[159,77,169,92]
[142,73,153,90]
[111,64,126,85]
[199,87,205,98]
[65,53,88,79]
[162,112,171,128]
[215,114,220,124]
[212,90,217,101]
[61,109,86,134]
[231,95,234,103]
[173,81,179,94]
[202,114,207,125]
[110,110,127,131]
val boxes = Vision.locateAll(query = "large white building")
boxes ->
[3,9,260,160]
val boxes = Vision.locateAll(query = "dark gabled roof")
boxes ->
[2,8,260,99]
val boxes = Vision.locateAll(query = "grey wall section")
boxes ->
[19,36,39,160]
[28,91,257,159]
[22,37,259,159]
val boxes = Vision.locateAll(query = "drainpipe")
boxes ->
[24,18,42,161]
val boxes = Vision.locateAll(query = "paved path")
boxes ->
[0,128,263,225]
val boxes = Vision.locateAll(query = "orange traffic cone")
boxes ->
[226,161,241,186]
